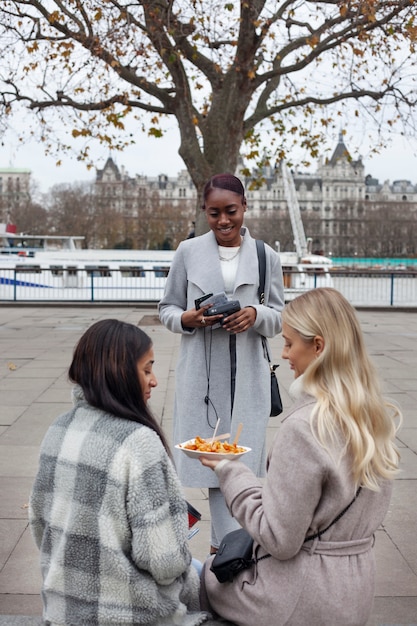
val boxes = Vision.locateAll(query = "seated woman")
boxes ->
[29,318,208,626]
[200,288,401,626]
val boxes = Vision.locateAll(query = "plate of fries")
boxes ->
[175,436,251,461]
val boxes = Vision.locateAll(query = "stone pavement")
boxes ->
[0,304,416,626]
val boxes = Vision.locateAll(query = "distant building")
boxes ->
[95,158,196,217]
[93,138,417,256]
[240,135,417,256]
[0,167,31,222]
[3,139,416,256]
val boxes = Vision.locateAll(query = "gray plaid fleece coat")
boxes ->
[29,386,208,626]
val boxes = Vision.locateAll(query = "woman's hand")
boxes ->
[181,304,256,331]
[222,306,257,334]
[181,304,223,329]
[200,456,222,470]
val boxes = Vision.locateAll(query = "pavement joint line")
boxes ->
[0,305,416,625]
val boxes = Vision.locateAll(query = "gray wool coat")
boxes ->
[201,394,393,626]
[158,228,284,487]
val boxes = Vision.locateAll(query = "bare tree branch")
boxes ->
[0,0,416,233]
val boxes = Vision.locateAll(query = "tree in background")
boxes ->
[7,199,49,235]
[44,181,194,249]
[45,182,99,248]
[1,1,416,234]
[360,201,417,257]
[245,212,292,251]
[0,176,41,231]
[246,209,322,255]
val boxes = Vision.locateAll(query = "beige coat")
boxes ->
[202,394,393,626]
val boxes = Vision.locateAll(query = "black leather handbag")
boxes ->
[210,528,255,583]
[269,361,283,417]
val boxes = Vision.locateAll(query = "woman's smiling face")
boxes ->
[203,188,246,247]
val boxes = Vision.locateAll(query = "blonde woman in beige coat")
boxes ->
[200,288,401,626]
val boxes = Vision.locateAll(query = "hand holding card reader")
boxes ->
[195,291,241,325]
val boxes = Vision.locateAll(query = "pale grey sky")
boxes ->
[4,128,417,194]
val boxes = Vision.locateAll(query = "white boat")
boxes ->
[278,250,333,300]
[0,224,332,302]
[0,223,85,256]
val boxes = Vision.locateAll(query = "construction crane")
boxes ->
[280,160,309,259]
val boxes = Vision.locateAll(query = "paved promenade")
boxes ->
[0,304,416,626]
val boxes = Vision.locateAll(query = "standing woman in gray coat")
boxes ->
[159,173,285,555]
[200,288,402,626]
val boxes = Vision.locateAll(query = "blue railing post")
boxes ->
[390,273,394,306]
[14,269,17,301]
[90,272,94,302]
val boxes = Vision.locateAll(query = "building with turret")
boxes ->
[3,137,415,255]
[238,135,417,256]
[93,141,417,256]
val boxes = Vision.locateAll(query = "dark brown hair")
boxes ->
[202,173,246,206]
[68,319,170,453]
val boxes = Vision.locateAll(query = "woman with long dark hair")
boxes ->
[30,319,208,626]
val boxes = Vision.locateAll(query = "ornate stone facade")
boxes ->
[94,137,417,256]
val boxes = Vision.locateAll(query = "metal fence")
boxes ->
[0,266,416,307]
[331,270,417,307]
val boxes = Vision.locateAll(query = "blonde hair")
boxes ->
[282,288,401,490]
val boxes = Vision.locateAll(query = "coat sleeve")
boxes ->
[215,409,331,559]
[158,243,195,335]
[120,428,193,584]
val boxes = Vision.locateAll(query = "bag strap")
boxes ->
[255,239,267,355]
[252,486,362,568]
[254,552,271,565]
[304,487,362,542]
[256,240,275,367]
[255,239,266,304]
[229,334,237,413]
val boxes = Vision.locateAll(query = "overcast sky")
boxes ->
[4,127,417,194]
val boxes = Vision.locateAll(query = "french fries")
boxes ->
[181,435,246,454]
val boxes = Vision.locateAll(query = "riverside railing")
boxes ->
[0,267,416,307]
[330,269,417,307]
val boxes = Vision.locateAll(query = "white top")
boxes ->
[218,245,240,296]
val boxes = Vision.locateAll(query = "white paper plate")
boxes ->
[175,439,251,461]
